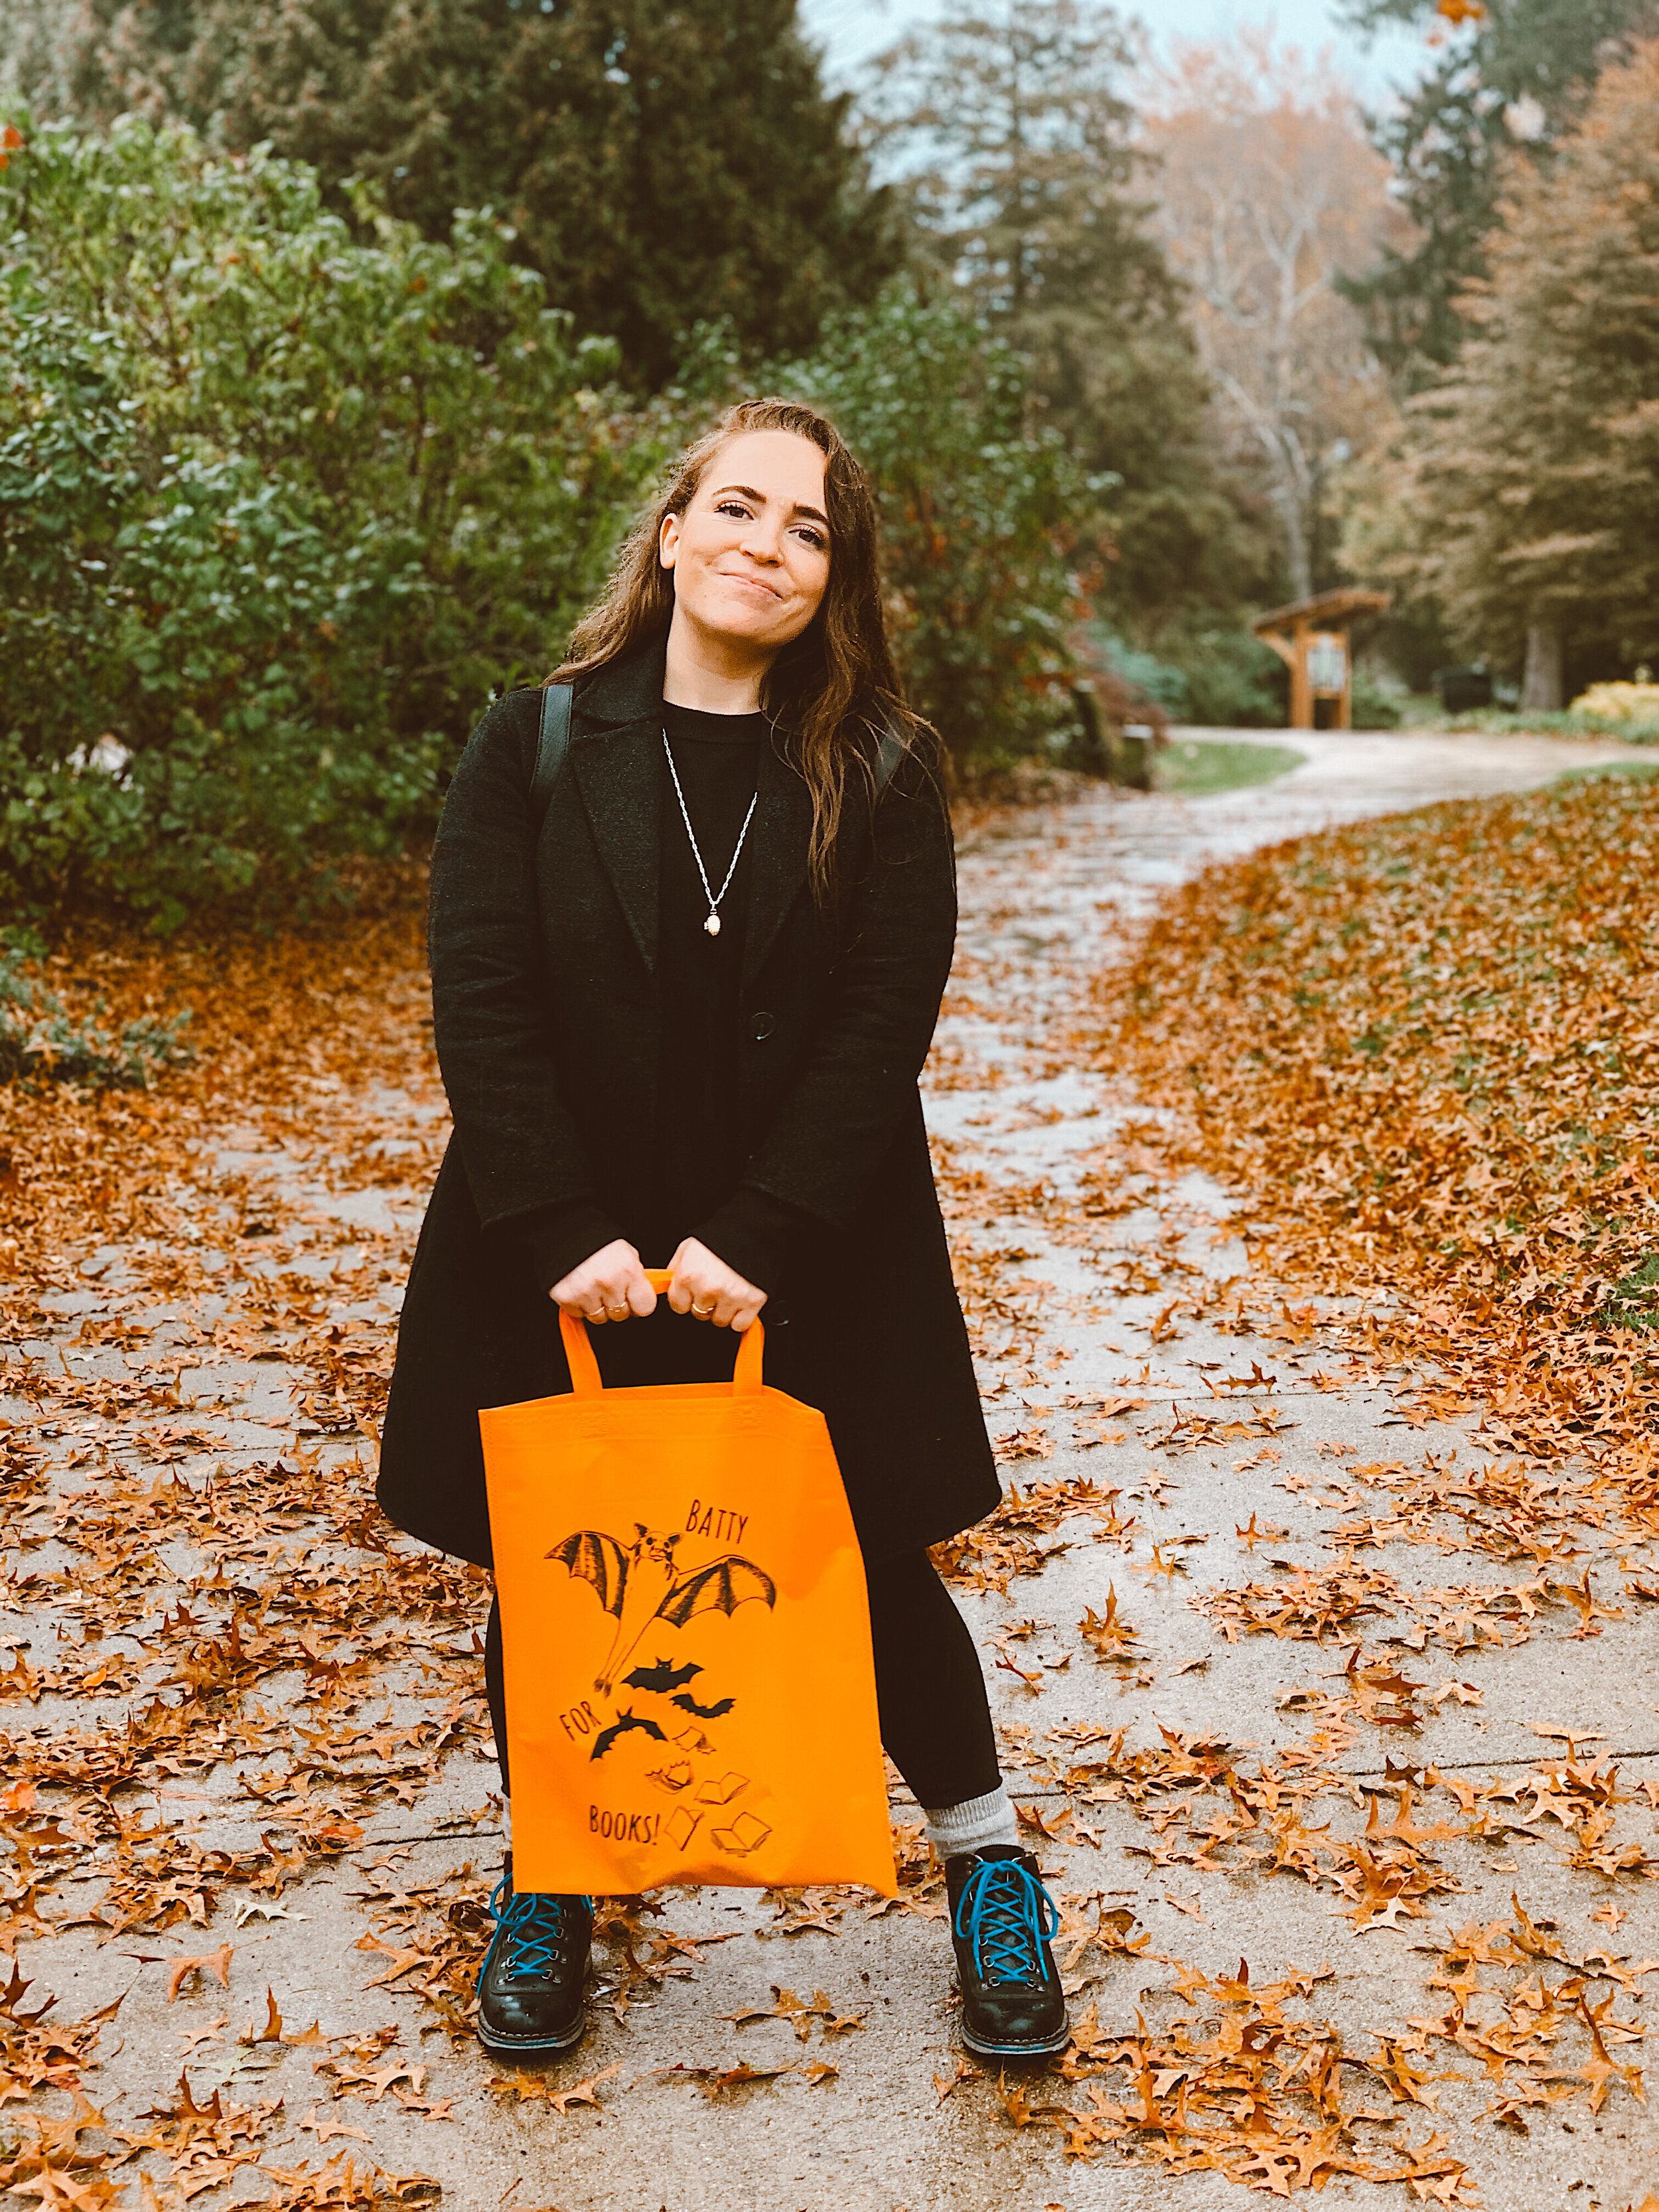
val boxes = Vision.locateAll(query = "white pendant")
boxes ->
[704,912,722,936]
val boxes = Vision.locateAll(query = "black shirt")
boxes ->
[654,701,765,1242]
[515,699,798,1299]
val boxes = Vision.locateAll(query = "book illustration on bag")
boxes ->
[645,1759,695,1792]
[545,1522,777,1695]
[710,1810,772,1856]
[694,1769,749,1806]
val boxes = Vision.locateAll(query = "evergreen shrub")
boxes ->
[0,113,650,924]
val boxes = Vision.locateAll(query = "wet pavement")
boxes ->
[3,725,1655,2210]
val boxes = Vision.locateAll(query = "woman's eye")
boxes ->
[796,526,828,551]
[715,500,751,520]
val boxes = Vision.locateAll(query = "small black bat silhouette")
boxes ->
[670,1692,736,1719]
[624,1658,703,1694]
[590,1708,669,1762]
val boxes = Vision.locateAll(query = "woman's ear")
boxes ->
[659,511,682,571]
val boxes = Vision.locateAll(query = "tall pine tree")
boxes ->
[863,0,1275,630]
[3,0,900,384]
[1399,35,1659,701]
[1340,0,1657,383]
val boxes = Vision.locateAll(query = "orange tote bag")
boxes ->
[479,1272,896,1897]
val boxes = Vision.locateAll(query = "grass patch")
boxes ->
[1094,775,1659,1483]
[0,938,192,1087]
[1157,739,1305,796]
[1441,705,1659,742]
[1554,758,1659,785]
[1602,1254,1659,1333]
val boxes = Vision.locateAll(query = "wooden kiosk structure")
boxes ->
[1252,587,1388,730]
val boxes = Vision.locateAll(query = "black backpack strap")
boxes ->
[530,681,574,830]
[873,709,909,794]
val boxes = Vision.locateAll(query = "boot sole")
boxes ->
[960,2020,1072,2062]
[476,2010,589,2063]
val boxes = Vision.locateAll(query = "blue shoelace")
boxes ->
[484,1878,586,1982]
[954,1856,1060,1986]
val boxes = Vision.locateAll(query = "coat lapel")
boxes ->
[568,639,669,977]
[571,720,662,975]
[741,739,814,997]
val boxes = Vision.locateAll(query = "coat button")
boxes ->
[751,1010,776,1041]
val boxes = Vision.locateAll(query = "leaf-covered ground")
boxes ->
[0,890,484,2205]
[1,741,1656,2209]
[1093,775,1659,1497]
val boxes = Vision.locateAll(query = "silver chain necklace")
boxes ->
[662,729,759,937]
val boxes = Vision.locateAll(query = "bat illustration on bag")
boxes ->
[547,1524,777,1693]
[623,1658,703,1694]
[590,1708,668,1762]
[670,1691,736,1719]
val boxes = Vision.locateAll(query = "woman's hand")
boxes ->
[550,1240,657,1323]
[666,1238,768,1332]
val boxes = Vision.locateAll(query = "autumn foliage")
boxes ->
[1142,33,1399,605]
[1,778,1655,2200]
[1096,774,1659,1490]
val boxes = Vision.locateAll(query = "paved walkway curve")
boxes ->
[2,727,1653,2211]
[921,725,1657,2211]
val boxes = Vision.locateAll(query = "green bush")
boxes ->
[1080,626,1190,714]
[1349,674,1403,729]
[0,112,652,924]
[1,121,1100,911]
[1082,620,1290,727]
[776,286,1085,766]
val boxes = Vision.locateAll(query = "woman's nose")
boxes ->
[738,517,784,563]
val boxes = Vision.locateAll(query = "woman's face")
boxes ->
[659,429,831,661]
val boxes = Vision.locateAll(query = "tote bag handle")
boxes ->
[559,1267,765,1398]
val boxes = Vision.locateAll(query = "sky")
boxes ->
[801,0,1434,106]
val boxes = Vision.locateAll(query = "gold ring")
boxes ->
[607,1304,628,1319]
[692,1301,714,1318]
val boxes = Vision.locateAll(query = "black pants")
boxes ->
[484,1548,999,1815]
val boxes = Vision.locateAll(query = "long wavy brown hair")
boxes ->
[551,397,935,899]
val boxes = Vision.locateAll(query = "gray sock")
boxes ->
[923,1785,1019,1860]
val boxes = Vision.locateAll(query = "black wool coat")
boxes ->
[376,635,999,1571]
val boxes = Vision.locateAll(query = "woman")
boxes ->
[378,398,1068,2067]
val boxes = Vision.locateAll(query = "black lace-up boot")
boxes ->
[946,1844,1070,2061]
[476,1856,594,2060]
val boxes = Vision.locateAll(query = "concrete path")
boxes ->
[3,728,1654,2211]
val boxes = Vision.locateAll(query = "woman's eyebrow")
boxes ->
[712,482,831,528]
